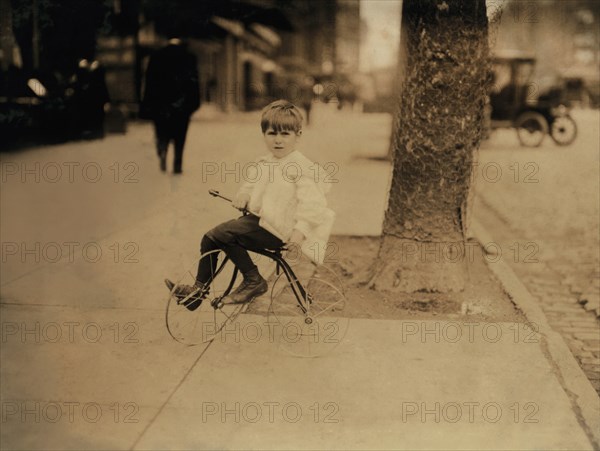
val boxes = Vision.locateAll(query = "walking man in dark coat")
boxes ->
[141,38,200,174]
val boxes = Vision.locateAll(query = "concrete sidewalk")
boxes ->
[1,306,594,450]
[134,315,591,450]
[1,109,599,450]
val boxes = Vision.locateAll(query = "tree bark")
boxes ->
[370,0,489,293]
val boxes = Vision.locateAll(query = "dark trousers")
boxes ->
[154,115,190,172]
[196,215,284,283]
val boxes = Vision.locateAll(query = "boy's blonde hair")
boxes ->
[260,100,303,134]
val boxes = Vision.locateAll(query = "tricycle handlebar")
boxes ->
[208,189,232,203]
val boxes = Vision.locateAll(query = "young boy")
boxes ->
[167,99,334,310]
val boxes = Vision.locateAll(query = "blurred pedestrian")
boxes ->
[140,37,200,174]
[87,60,110,139]
[300,76,314,125]
[71,59,110,140]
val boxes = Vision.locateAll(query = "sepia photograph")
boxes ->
[1,0,599,449]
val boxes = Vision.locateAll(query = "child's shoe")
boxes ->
[226,269,268,304]
[165,279,208,311]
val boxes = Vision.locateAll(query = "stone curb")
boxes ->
[471,218,600,450]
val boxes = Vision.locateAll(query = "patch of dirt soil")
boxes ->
[317,235,525,322]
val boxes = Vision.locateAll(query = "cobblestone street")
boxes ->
[474,108,600,394]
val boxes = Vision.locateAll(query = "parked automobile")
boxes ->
[489,51,577,147]
[0,67,73,149]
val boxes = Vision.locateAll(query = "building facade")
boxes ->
[1,0,361,114]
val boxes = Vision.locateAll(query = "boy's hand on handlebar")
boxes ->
[232,193,250,211]
[287,229,305,247]
[283,230,305,260]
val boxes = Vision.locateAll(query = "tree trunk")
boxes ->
[370,0,489,293]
